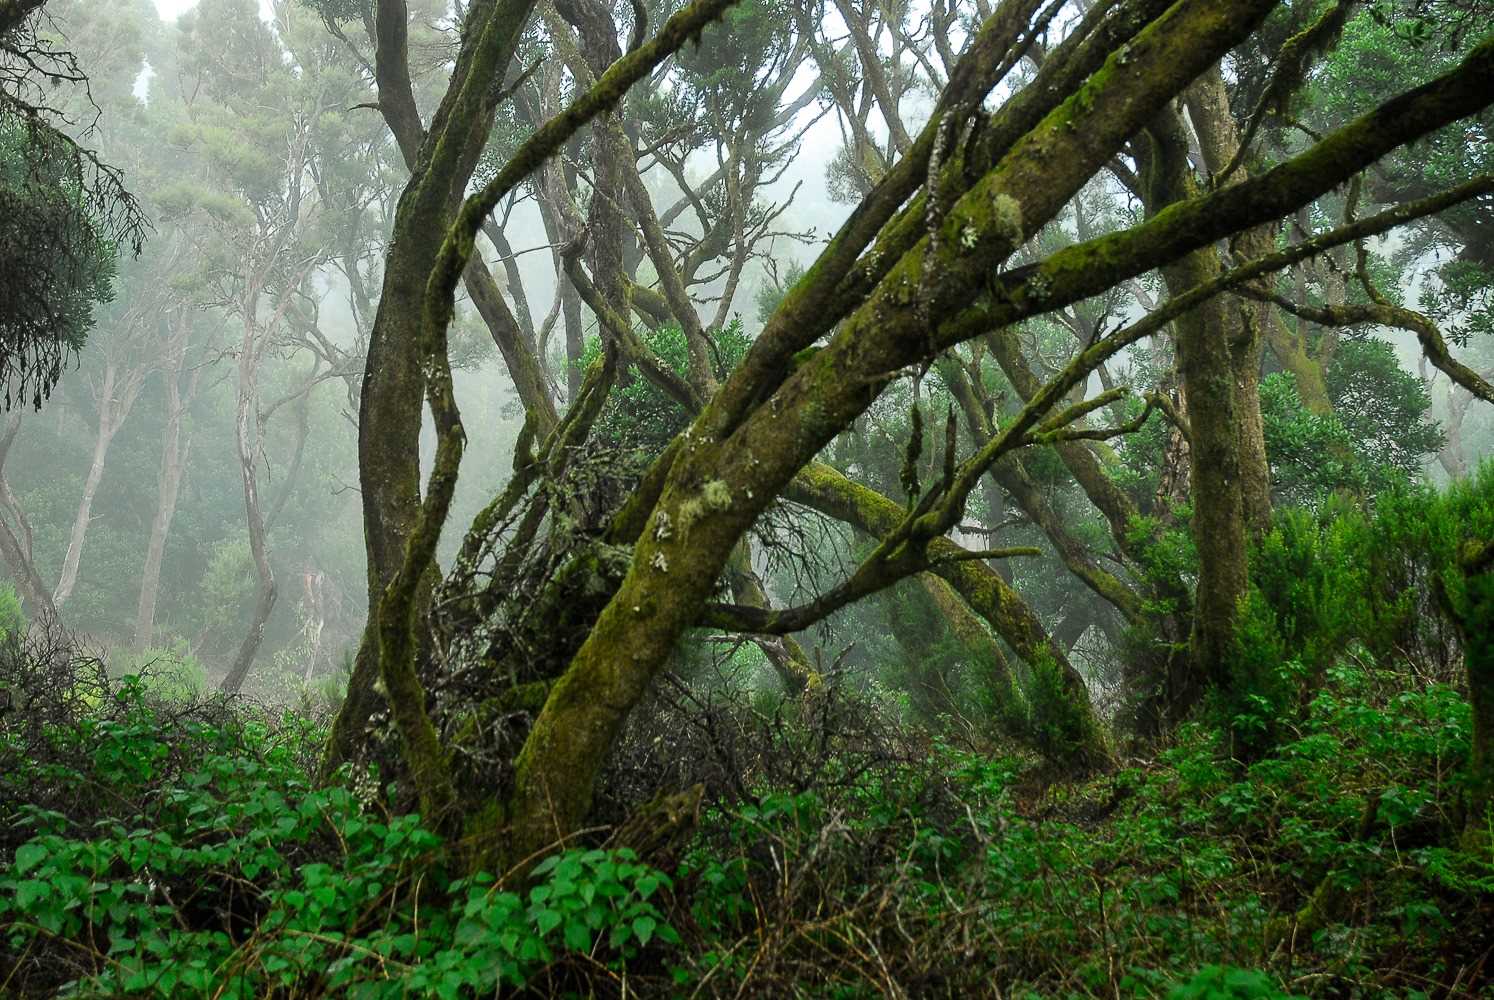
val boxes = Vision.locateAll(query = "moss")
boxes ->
[990,193,1023,248]
[676,497,706,534]
[791,461,1110,770]
[702,479,732,511]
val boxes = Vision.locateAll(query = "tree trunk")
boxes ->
[1183,67,1274,534]
[503,0,1386,858]
[134,353,195,648]
[1439,540,1494,847]
[220,323,277,696]
[724,542,812,693]
[789,462,1102,766]
[1141,109,1250,706]
[944,361,1145,623]
[0,414,54,620]
[53,362,143,609]
[326,0,544,771]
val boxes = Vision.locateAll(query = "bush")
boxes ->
[0,635,679,998]
[664,660,1494,996]
[0,584,22,643]
[107,643,208,702]
[1222,465,1494,757]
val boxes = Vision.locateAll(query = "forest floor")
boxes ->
[1,632,1492,998]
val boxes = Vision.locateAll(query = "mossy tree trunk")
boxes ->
[501,5,1494,862]
[325,0,1494,868]
[323,0,542,774]
[789,461,1091,763]
[1139,106,1253,712]
[1184,66,1276,535]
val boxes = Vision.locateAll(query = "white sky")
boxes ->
[153,0,198,17]
[152,0,276,18]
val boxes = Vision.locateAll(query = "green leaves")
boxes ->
[0,685,680,997]
[12,841,46,875]
[1165,965,1307,1000]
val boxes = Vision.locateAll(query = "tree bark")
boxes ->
[326,0,543,772]
[220,319,277,696]
[135,316,199,648]
[1142,110,1249,704]
[1439,539,1494,847]
[789,461,1096,762]
[0,414,53,620]
[724,542,812,693]
[1183,66,1272,534]
[53,361,144,609]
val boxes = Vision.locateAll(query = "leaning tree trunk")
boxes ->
[789,462,1098,765]
[53,362,144,609]
[134,377,192,648]
[220,325,277,696]
[724,542,812,693]
[502,0,1327,860]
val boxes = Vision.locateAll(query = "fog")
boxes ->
[1,0,1489,706]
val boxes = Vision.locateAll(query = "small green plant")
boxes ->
[0,679,680,998]
[1165,965,1307,1000]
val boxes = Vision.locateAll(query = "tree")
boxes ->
[0,0,145,409]
[312,0,1494,871]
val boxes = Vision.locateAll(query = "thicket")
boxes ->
[1,469,1492,997]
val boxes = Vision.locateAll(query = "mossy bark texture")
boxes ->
[504,4,1494,862]
[329,0,1494,868]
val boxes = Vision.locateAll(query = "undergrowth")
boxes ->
[3,475,1494,996]
[2,641,1492,997]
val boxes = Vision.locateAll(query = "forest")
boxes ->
[2,0,1494,995]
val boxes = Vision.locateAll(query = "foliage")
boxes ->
[0,118,120,409]
[0,636,679,997]
[580,319,751,458]
[8,469,1494,995]
[0,584,23,642]
[107,643,208,702]
[657,655,1491,996]
[1260,340,1443,510]
[1219,465,1494,759]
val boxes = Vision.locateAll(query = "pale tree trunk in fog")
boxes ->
[299,569,327,684]
[724,542,811,692]
[220,308,277,696]
[135,314,201,648]
[1439,384,1473,480]
[216,244,320,694]
[0,413,54,619]
[52,360,146,609]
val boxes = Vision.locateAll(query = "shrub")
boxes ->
[0,584,22,643]
[0,638,679,997]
